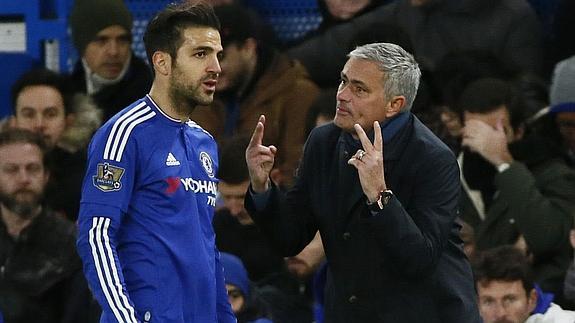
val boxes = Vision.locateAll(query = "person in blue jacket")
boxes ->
[76,2,235,322]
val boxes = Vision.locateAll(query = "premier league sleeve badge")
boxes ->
[93,162,126,192]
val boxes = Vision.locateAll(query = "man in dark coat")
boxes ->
[0,129,96,322]
[68,0,152,122]
[289,0,543,87]
[245,42,481,322]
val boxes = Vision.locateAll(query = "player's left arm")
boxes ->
[76,129,140,323]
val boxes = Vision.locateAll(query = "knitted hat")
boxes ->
[69,0,133,55]
[220,252,250,298]
[550,55,575,114]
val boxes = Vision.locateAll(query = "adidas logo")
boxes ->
[166,152,180,166]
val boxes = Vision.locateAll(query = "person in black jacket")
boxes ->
[68,0,152,122]
[0,129,96,322]
[245,42,481,322]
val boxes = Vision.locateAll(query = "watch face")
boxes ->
[382,190,393,205]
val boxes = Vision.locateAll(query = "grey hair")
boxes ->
[348,42,421,111]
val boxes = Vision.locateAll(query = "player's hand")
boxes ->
[246,115,277,193]
[347,121,387,202]
[461,119,513,166]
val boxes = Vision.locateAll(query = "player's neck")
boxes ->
[148,84,192,121]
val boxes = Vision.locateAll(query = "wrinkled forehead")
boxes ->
[477,279,528,298]
[0,143,44,165]
[463,105,511,127]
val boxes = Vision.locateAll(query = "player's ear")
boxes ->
[153,51,171,76]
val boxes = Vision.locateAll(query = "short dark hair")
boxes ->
[458,77,525,130]
[0,129,49,166]
[143,1,220,67]
[11,68,70,115]
[472,245,534,295]
[305,88,336,138]
[432,50,516,110]
[215,4,258,46]
[217,135,250,184]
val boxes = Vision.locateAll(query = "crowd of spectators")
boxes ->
[1,0,574,322]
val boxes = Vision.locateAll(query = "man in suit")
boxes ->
[244,42,481,322]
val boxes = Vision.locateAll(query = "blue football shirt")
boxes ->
[77,95,235,323]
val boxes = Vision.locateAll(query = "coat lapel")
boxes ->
[336,134,365,221]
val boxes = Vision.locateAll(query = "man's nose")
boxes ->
[33,116,45,132]
[229,203,245,216]
[15,168,33,185]
[106,40,120,56]
[337,85,351,102]
[208,56,222,75]
[492,303,508,321]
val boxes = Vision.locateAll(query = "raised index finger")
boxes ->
[373,121,383,152]
[353,123,374,152]
[248,115,266,148]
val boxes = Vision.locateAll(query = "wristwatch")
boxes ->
[366,190,394,212]
[497,162,511,173]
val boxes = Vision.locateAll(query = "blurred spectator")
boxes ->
[311,0,388,37]
[214,135,290,283]
[191,4,320,188]
[546,0,575,75]
[214,135,318,322]
[564,230,575,302]
[458,78,575,305]
[0,129,96,323]
[432,50,518,152]
[549,55,575,167]
[68,0,152,122]
[306,20,415,88]
[10,68,101,221]
[220,252,273,323]
[304,88,337,138]
[207,0,236,5]
[214,135,324,285]
[473,245,575,323]
[289,0,543,87]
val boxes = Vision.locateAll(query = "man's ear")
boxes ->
[66,113,76,128]
[527,288,538,313]
[152,51,171,76]
[7,115,16,128]
[514,124,525,141]
[385,96,406,118]
[43,168,50,187]
[240,37,258,57]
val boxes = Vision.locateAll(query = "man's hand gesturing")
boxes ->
[245,115,277,193]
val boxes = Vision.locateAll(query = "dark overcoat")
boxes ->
[246,114,481,322]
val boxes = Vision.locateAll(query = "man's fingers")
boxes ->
[347,157,358,167]
[248,144,276,159]
[496,118,505,133]
[248,115,266,147]
[353,124,373,152]
[373,121,383,152]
